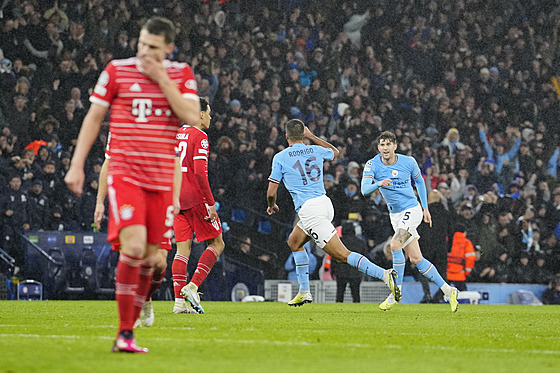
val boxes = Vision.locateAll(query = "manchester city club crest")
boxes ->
[392,170,399,177]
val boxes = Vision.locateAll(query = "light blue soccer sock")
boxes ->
[392,249,406,287]
[347,252,383,280]
[416,257,446,288]
[293,250,310,292]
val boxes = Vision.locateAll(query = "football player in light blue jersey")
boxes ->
[267,119,399,306]
[362,131,459,312]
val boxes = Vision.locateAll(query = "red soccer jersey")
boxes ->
[176,125,214,210]
[90,57,198,191]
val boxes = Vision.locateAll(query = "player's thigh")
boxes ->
[119,224,148,258]
[190,203,223,243]
[322,234,351,263]
[107,175,148,245]
[174,211,194,245]
[288,225,311,251]
[145,189,174,245]
[403,238,422,263]
[390,205,423,247]
[176,239,193,257]
[297,195,337,248]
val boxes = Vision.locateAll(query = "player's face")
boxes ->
[137,29,173,62]
[200,105,212,129]
[377,139,397,162]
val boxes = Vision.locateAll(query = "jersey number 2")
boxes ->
[292,157,321,186]
[178,141,188,172]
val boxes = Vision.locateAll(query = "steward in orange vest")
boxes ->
[447,228,476,288]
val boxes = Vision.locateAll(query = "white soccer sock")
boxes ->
[441,283,452,296]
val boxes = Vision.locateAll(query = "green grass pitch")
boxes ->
[1,301,559,373]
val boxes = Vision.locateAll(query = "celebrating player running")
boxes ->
[266,120,399,306]
[362,131,459,312]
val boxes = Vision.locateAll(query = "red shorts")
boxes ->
[111,239,172,252]
[174,203,222,242]
[107,174,174,245]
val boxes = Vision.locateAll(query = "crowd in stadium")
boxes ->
[0,0,559,292]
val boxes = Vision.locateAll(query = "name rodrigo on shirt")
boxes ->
[288,148,314,157]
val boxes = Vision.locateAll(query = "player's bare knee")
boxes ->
[208,237,225,256]
[141,253,159,268]
[154,251,168,273]
[389,239,402,252]
[408,255,422,265]
[287,236,301,252]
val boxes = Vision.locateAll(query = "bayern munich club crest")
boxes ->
[392,170,399,177]
[120,205,135,220]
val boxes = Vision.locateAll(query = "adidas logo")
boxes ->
[173,281,180,286]
[130,83,142,92]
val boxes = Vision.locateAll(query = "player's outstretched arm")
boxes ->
[361,177,391,196]
[303,126,340,159]
[266,182,280,215]
[94,158,109,230]
[65,103,108,196]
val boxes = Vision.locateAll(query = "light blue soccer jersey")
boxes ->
[362,154,421,213]
[268,143,334,211]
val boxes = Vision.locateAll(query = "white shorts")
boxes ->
[389,204,423,248]
[297,195,337,249]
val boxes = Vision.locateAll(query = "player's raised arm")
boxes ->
[149,61,200,125]
[303,126,340,159]
[65,103,108,196]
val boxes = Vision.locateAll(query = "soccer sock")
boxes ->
[392,249,406,287]
[133,265,154,321]
[190,247,219,287]
[416,258,446,288]
[146,263,166,301]
[115,253,142,332]
[293,250,310,292]
[347,252,383,279]
[172,254,189,299]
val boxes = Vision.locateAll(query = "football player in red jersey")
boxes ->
[66,17,199,353]
[93,156,188,329]
[172,97,225,314]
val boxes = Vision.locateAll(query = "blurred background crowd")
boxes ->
[0,0,559,294]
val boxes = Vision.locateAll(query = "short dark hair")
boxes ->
[142,17,176,44]
[377,131,397,144]
[200,97,209,113]
[286,119,305,141]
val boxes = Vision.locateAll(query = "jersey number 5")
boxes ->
[292,157,321,186]
[178,141,188,172]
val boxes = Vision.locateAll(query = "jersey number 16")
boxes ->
[292,156,321,186]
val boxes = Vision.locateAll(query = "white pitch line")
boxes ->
[1,333,559,355]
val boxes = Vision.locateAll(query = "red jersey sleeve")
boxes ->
[90,62,118,107]
[180,64,199,102]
